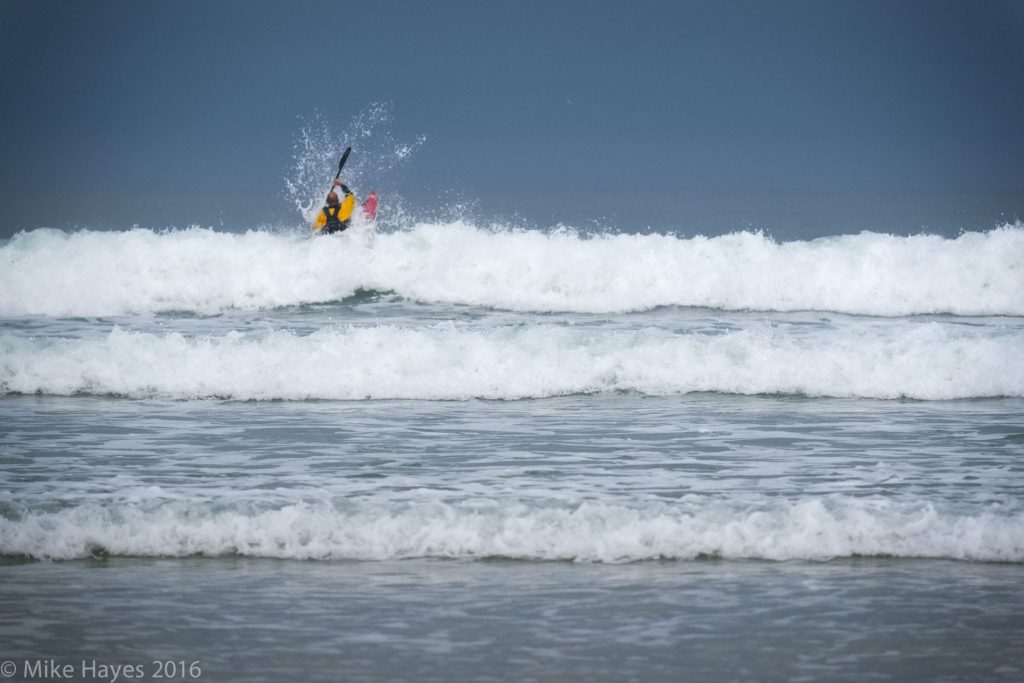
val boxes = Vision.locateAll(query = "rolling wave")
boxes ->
[2,321,1020,400]
[2,495,1020,563]
[2,222,1022,316]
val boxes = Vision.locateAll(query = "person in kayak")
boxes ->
[315,179,355,234]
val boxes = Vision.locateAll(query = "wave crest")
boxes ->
[2,223,1022,316]
[2,322,1021,401]
[2,496,1020,563]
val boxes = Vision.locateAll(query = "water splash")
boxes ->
[283,103,426,227]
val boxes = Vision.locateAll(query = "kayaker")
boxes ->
[315,179,355,234]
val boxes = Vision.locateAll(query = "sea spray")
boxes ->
[284,103,426,225]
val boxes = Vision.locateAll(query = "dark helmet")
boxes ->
[326,191,340,207]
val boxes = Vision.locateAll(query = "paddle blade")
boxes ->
[336,146,352,178]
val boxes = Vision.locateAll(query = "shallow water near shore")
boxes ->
[2,390,1023,680]
[2,556,1022,682]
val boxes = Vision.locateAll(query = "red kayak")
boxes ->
[362,192,378,222]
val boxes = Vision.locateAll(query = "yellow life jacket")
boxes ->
[314,193,356,233]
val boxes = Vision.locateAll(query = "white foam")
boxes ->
[2,223,1022,316]
[1,321,1021,400]
[2,496,1020,562]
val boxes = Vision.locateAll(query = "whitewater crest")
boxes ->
[2,495,1021,563]
[2,321,1022,400]
[1,222,1022,317]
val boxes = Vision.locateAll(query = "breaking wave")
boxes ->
[2,495,1020,563]
[2,321,1021,400]
[2,222,1022,317]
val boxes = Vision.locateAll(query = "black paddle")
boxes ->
[328,146,352,195]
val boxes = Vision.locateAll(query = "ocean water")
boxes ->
[2,220,1023,681]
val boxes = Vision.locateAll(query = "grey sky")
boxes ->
[2,0,1023,234]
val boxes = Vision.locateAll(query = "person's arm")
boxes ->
[314,209,327,231]
[333,179,353,196]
